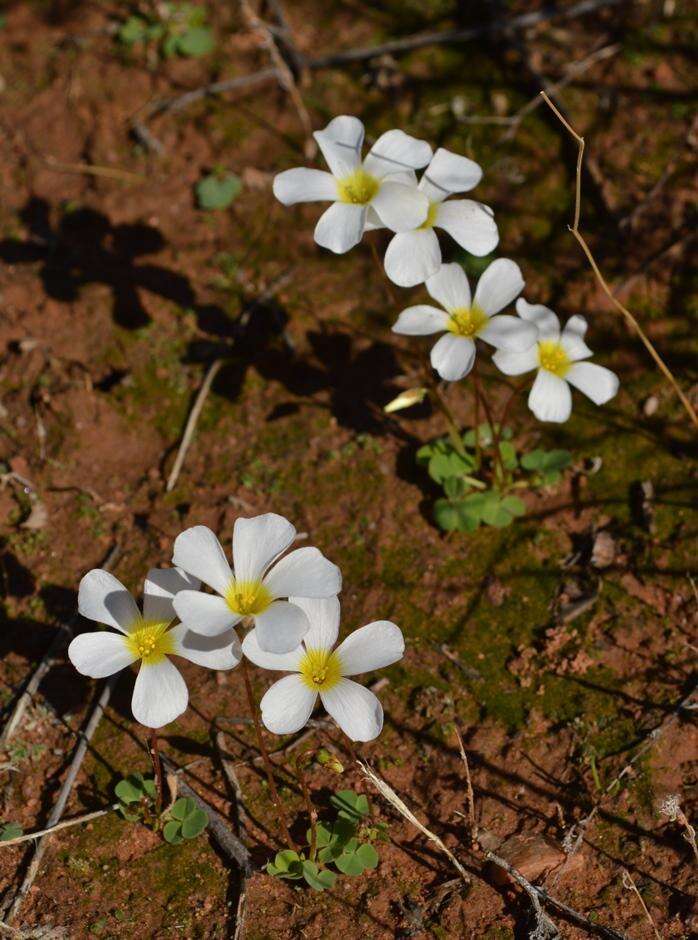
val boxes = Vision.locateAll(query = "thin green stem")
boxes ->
[148,730,164,818]
[294,754,318,862]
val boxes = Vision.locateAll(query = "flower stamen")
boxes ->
[337,169,379,205]
[125,620,173,665]
[299,648,342,691]
[225,580,272,616]
[447,304,488,338]
[538,340,571,377]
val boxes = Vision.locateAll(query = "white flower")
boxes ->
[493,299,620,423]
[380,147,499,287]
[242,597,404,742]
[68,568,240,729]
[392,259,535,381]
[273,115,432,254]
[172,513,341,655]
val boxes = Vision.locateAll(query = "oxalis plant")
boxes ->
[273,115,620,531]
[68,513,404,884]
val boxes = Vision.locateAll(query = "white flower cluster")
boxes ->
[69,513,404,741]
[274,115,619,423]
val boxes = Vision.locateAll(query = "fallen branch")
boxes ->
[540,91,697,427]
[309,0,628,68]
[0,543,121,746]
[0,805,117,848]
[160,754,252,877]
[239,0,315,157]
[4,675,119,923]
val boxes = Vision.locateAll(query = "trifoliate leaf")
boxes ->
[330,790,369,821]
[302,861,336,890]
[181,807,208,839]
[163,820,183,844]
[335,850,364,876]
[310,822,333,848]
[0,822,23,841]
[355,843,379,869]
[118,16,148,45]
[176,26,214,57]
[196,173,242,210]
[115,776,144,804]
[498,440,518,469]
[170,797,195,821]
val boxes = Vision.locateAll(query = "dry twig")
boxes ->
[4,676,119,923]
[621,868,660,940]
[165,269,294,492]
[540,92,697,427]
[0,805,117,848]
[0,543,121,745]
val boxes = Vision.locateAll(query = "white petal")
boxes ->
[528,370,572,423]
[335,621,404,676]
[173,591,240,637]
[371,182,428,233]
[313,115,364,177]
[434,200,498,256]
[363,205,384,231]
[172,526,233,596]
[254,600,310,654]
[392,304,450,336]
[560,316,593,361]
[232,513,296,583]
[78,570,140,634]
[426,262,470,311]
[263,547,341,600]
[242,628,304,671]
[68,632,136,678]
[479,315,537,351]
[169,622,242,670]
[363,129,432,178]
[288,596,340,650]
[492,346,539,376]
[473,258,524,316]
[384,229,441,287]
[142,567,201,623]
[320,679,383,742]
[131,658,188,729]
[430,333,476,381]
[420,148,483,201]
[566,362,619,406]
[516,298,560,340]
[314,202,366,254]
[564,314,588,338]
[260,674,317,734]
[272,168,338,205]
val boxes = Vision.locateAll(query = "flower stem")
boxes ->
[427,379,467,459]
[294,753,318,862]
[241,657,297,850]
[148,729,164,818]
[472,371,505,485]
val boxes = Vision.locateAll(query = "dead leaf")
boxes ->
[21,500,48,530]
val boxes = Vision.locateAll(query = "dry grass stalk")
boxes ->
[540,91,697,427]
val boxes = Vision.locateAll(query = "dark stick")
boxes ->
[309,0,629,68]
[241,658,297,850]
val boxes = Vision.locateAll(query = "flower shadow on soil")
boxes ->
[0,197,218,331]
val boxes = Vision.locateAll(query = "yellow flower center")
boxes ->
[419,201,439,230]
[337,168,379,205]
[299,648,343,691]
[224,580,272,616]
[538,340,571,377]
[125,620,174,665]
[447,304,488,338]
